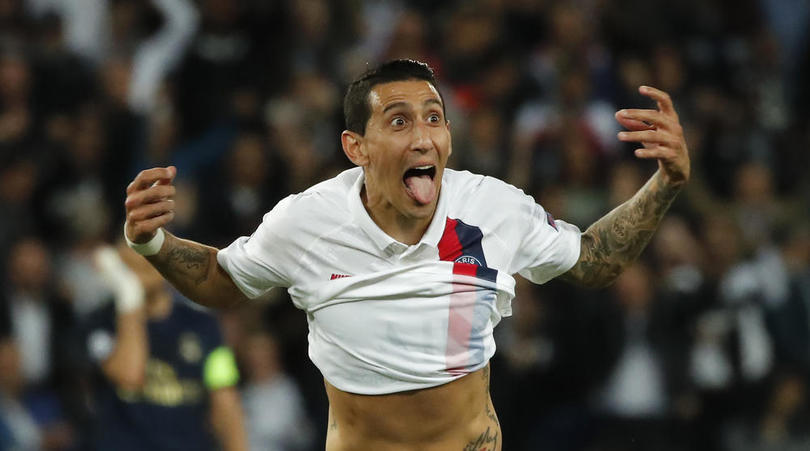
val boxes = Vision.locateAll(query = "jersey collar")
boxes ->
[348,169,448,254]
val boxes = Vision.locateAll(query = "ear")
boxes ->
[446,120,452,157]
[341,130,368,166]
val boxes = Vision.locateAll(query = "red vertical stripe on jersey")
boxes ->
[438,217,462,261]
[445,261,476,375]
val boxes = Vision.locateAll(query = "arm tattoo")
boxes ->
[144,232,245,310]
[149,235,215,287]
[562,171,681,288]
[166,246,211,285]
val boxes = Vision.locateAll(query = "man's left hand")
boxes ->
[615,86,690,187]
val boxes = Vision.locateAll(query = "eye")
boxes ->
[428,113,441,123]
[390,117,406,128]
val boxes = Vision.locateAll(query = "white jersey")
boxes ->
[217,167,581,394]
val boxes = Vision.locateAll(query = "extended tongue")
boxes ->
[404,174,436,205]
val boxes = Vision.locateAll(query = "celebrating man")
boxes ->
[123,59,689,450]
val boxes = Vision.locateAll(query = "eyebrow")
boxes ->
[382,98,444,114]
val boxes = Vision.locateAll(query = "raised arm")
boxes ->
[93,246,150,390]
[124,166,248,309]
[561,86,690,288]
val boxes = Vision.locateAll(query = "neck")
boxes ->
[361,187,433,245]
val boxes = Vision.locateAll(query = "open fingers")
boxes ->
[615,112,656,131]
[638,86,676,116]
[615,111,655,131]
[126,199,175,223]
[618,129,679,146]
[127,211,176,238]
[633,147,679,160]
[126,166,177,194]
[617,109,664,125]
[125,184,176,209]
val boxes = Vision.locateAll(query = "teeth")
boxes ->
[414,165,433,170]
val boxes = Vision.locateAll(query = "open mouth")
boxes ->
[403,165,436,180]
[402,165,437,205]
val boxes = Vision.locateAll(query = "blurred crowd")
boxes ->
[1,0,809,450]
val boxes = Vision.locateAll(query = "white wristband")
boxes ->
[124,225,165,256]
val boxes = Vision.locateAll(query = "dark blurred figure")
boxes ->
[0,50,36,154]
[0,337,42,450]
[173,0,288,140]
[239,329,313,451]
[80,242,247,450]
[28,12,95,119]
[196,131,289,247]
[509,60,618,198]
[685,211,784,451]
[591,263,692,451]
[0,155,38,273]
[492,278,619,451]
[0,237,76,450]
[452,107,509,179]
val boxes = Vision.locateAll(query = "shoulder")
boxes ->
[254,168,359,242]
[270,168,359,221]
[443,169,532,212]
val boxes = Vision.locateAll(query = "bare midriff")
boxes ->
[324,364,501,451]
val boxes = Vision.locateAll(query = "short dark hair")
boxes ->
[343,59,445,135]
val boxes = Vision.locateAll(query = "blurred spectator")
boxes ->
[686,210,784,450]
[452,107,509,180]
[493,278,619,451]
[593,263,692,451]
[768,224,810,372]
[508,59,618,197]
[174,0,282,139]
[240,330,313,451]
[263,69,345,192]
[0,50,35,153]
[722,371,810,451]
[731,161,799,250]
[81,242,246,450]
[0,156,38,270]
[2,237,73,389]
[381,8,433,66]
[195,130,289,246]
[0,238,76,450]
[0,338,41,450]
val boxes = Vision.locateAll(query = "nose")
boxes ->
[410,121,433,153]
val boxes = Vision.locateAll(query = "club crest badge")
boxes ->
[455,255,482,266]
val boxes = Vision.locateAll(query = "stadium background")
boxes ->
[1,0,809,449]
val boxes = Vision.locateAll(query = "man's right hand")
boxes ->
[125,166,177,244]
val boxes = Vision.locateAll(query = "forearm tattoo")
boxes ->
[149,235,214,287]
[166,246,212,285]
[562,172,681,288]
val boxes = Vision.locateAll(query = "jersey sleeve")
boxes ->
[513,202,581,284]
[480,178,580,283]
[216,195,299,299]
